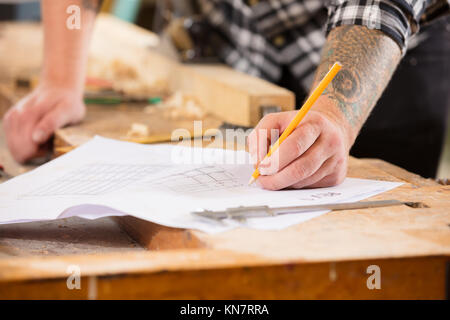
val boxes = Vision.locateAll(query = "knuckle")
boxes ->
[3,111,19,130]
[13,153,27,164]
[335,156,346,168]
[248,130,258,148]
[9,142,33,163]
[256,127,269,141]
[337,171,346,184]
[74,104,86,121]
[292,161,309,179]
[43,117,57,130]
[327,174,340,186]
[44,118,55,130]
[300,122,313,136]
[307,122,322,140]
[293,137,304,156]
[6,107,17,118]
[261,113,276,125]
[329,168,346,186]
[3,111,12,123]
[338,162,348,179]
[314,114,326,127]
[326,127,346,150]
[259,178,279,191]
[293,124,317,154]
[311,112,327,128]
[334,173,345,186]
[261,112,283,128]
[328,133,341,149]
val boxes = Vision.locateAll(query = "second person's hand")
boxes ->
[3,84,85,163]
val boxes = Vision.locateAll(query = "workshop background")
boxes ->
[1,0,449,179]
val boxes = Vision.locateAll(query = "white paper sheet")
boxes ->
[0,136,402,233]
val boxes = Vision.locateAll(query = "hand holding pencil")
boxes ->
[247,62,350,190]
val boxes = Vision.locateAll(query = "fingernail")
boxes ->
[32,130,46,143]
[260,157,271,168]
[258,167,271,177]
[258,167,269,176]
[15,100,25,113]
[250,153,257,165]
[259,157,276,176]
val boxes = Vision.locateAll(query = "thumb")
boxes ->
[32,108,68,144]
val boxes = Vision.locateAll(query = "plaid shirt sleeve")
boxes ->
[325,0,448,55]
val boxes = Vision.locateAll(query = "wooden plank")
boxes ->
[113,216,206,250]
[173,64,295,127]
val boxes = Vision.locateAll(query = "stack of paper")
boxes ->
[0,137,401,233]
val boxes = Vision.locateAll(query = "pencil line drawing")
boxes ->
[20,163,165,197]
[152,166,243,194]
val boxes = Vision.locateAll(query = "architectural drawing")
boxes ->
[152,166,243,194]
[21,163,163,197]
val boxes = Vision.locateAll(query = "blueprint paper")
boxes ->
[0,137,402,233]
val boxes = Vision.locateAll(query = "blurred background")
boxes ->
[0,0,449,178]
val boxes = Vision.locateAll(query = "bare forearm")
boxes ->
[41,0,103,92]
[312,25,401,148]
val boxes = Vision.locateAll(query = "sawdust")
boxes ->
[144,92,206,120]
[87,57,168,97]
[126,123,149,139]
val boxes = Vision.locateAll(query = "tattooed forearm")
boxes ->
[82,0,104,13]
[313,25,401,132]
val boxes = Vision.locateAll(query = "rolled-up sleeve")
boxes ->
[325,0,432,55]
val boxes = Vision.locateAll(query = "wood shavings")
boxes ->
[88,58,136,82]
[126,123,149,139]
[87,57,168,97]
[144,92,206,120]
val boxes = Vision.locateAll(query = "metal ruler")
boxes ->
[192,199,419,221]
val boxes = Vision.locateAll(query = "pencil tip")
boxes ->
[248,177,256,185]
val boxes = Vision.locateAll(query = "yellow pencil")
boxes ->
[248,62,342,185]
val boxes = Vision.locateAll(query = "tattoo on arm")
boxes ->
[82,0,104,13]
[314,25,401,128]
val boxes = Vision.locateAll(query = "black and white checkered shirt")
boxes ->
[199,0,450,92]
